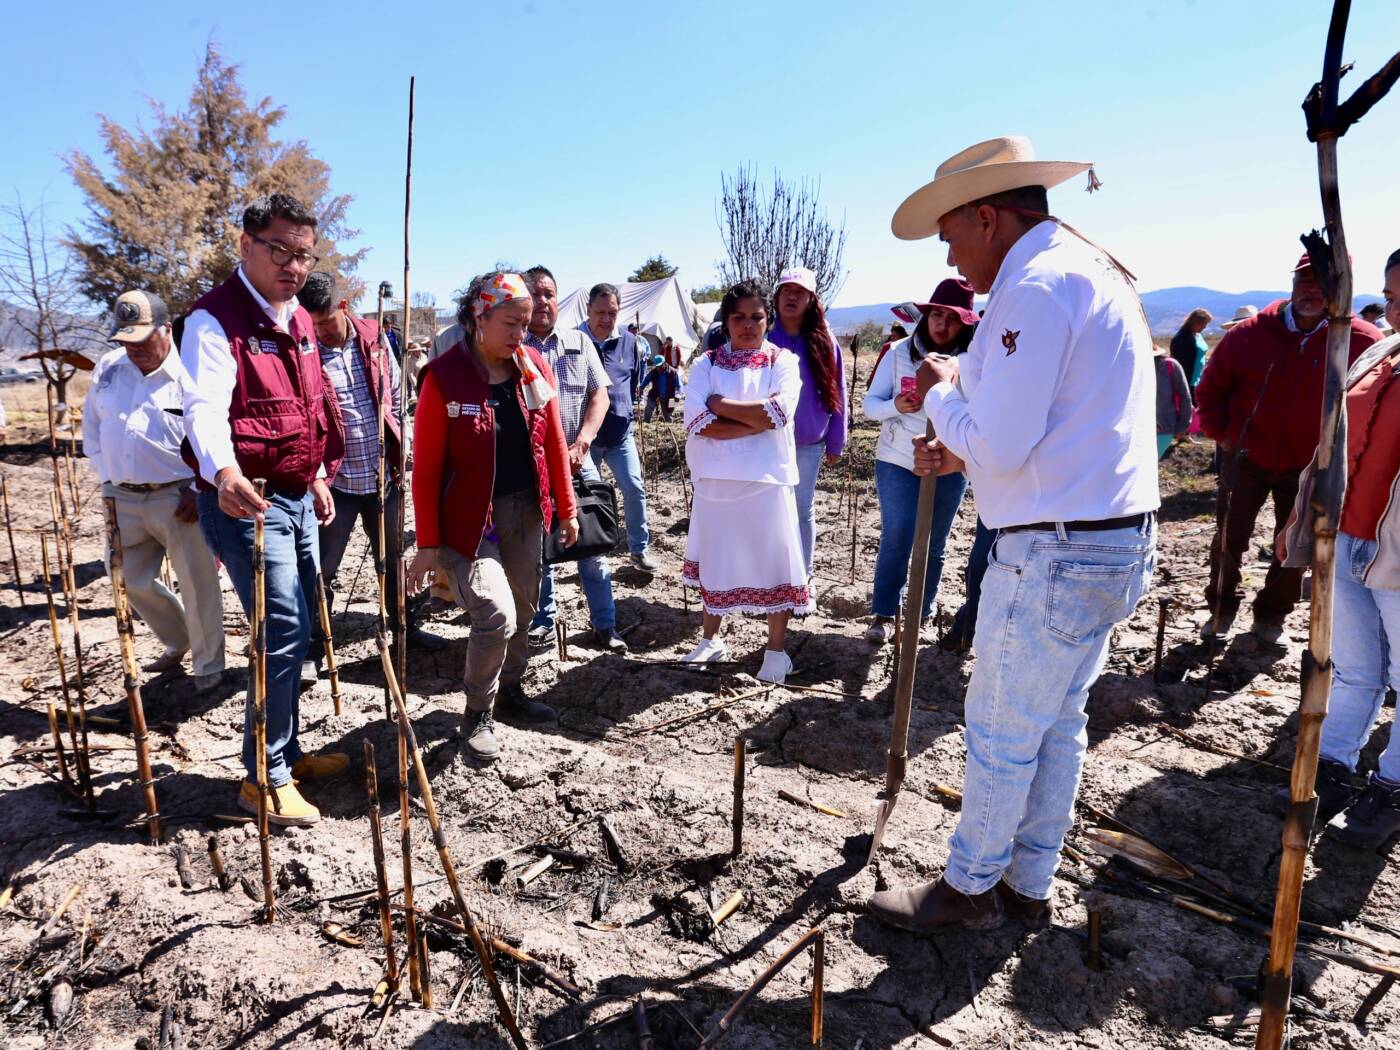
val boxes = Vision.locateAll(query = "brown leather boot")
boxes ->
[996,880,1052,929]
[867,876,1003,933]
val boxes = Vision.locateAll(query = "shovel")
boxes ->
[868,421,941,863]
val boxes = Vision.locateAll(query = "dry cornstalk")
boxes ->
[1153,596,1169,683]
[250,480,275,924]
[373,276,395,724]
[712,891,743,927]
[623,686,771,737]
[491,935,582,1000]
[418,934,433,1008]
[40,534,92,808]
[699,925,825,1048]
[556,616,568,663]
[46,703,73,792]
[810,929,825,1047]
[45,385,67,520]
[2,476,25,606]
[634,997,654,1049]
[362,739,399,991]
[314,572,342,716]
[777,789,847,819]
[375,631,527,1048]
[57,497,89,715]
[516,854,554,889]
[599,815,632,872]
[34,884,82,941]
[104,497,161,842]
[208,835,232,892]
[1086,910,1104,971]
[1259,8,1400,1045]
[392,76,416,698]
[398,718,422,1001]
[732,735,746,857]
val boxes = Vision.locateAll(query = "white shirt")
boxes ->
[864,333,937,472]
[180,267,315,486]
[83,346,196,486]
[924,221,1159,528]
[683,342,800,485]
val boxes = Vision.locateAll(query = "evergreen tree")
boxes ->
[629,255,678,282]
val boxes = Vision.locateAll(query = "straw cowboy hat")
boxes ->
[1220,305,1258,330]
[892,136,1094,241]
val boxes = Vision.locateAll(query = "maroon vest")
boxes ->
[191,272,345,495]
[424,343,554,558]
[344,312,403,472]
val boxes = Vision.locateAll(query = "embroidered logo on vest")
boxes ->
[446,401,461,419]
[1002,328,1020,355]
[256,339,279,355]
[299,337,314,354]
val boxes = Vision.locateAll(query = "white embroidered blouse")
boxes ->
[683,341,800,485]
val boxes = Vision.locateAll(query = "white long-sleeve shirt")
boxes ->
[683,342,800,485]
[83,346,196,486]
[923,221,1159,529]
[180,267,312,486]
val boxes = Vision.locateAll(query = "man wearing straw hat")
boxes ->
[867,137,1159,932]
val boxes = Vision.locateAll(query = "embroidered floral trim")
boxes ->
[762,395,787,429]
[686,410,717,437]
[682,560,813,615]
[711,346,775,372]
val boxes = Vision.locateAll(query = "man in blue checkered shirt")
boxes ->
[299,272,445,677]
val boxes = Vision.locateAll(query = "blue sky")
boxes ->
[6,0,1399,309]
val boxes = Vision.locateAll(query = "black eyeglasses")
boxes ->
[250,233,320,271]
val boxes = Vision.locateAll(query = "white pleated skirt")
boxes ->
[682,478,814,616]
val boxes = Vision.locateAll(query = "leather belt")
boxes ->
[1002,512,1153,535]
[115,479,192,493]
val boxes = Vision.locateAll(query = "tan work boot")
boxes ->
[238,780,321,827]
[290,752,350,781]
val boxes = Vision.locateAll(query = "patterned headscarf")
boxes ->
[472,272,531,318]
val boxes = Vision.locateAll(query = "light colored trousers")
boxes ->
[945,518,1156,900]
[104,482,225,676]
[437,491,543,713]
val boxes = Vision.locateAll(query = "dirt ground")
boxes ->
[0,374,1396,1050]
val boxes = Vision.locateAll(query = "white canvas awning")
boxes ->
[555,276,707,351]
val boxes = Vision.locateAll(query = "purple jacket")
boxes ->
[767,324,847,455]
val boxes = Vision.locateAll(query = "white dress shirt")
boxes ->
[83,346,196,486]
[180,267,307,486]
[923,221,1159,528]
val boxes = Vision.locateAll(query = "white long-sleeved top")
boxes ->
[864,333,942,472]
[83,346,196,486]
[180,267,305,486]
[683,342,800,485]
[923,221,1159,529]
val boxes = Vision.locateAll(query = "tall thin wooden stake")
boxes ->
[46,703,73,792]
[375,633,527,1047]
[58,506,88,718]
[399,719,422,1000]
[2,477,25,606]
[362,739,399,991]
[45,384,67,521]
[314,572,342,716]
[393,75,415,697]
[40,534,92,808]
[104,497,161,843]
[251,479,275,924]
[731,735,746,857]
[810,930,825,1048]
[373,279,394,723]
[1258,6,1400,1047]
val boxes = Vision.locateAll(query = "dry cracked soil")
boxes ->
[0,377,1397,1049]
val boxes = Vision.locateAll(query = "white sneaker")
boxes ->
[681,638,728,663]
[756,649,793,685]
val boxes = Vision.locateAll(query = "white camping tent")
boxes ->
[555,276,707,354]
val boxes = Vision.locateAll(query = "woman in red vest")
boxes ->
[409,271,577,764]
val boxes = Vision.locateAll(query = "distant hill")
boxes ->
[829,288,1384,338]
[0,301,106,365]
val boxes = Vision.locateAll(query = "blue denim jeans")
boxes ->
[198,489,320,787]
[794,442,825,577]
[532,460,617,631]
[313,484,411,638]
[1320,531,1400,783]
[870,460,968,619]
[945,518,1156,899]
[590,430,649,555]
[949,517,995,645]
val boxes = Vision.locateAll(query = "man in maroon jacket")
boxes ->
[1195,252,1381,642]
[182,193,347,826]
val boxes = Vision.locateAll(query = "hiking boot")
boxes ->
[1199,610,1237,640]
[630,550,658,573]
[996,880,1053,929]
[460,709,500,764]
[1272,757,1354,823]
[1252,617,1287,645]
[238,779,321,827]
[143,648,188,674]
[681,637,728,664]
[496,682,557,724]
[938,629,973,656]
[527,623,554,649]
[867,876,1004,933]
[756,649,793,685]
[290,752,350,781]
[1328,775,1400,848]
[864,617,896,645]
[592,627,628,653]
[407,625,448,652]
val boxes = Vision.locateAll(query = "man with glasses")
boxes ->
[181,192,348,827]
[85,289,225,693]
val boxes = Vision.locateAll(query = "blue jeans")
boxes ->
[590,430,649,555]
[944,519,1155,899]
[870,460,968,619]
[794,442,825,578]
[1320,531,1400,784]
[949,517,995,644]
[313,484,412,637]
[198,489,320,787]
[532,460,617,631]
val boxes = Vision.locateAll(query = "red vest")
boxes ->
[344,313,403,473]
[191,272,345,495]
[422,343,566,558]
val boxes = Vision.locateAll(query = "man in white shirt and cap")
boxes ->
[84,290,225,691]
[867,137,1159,933]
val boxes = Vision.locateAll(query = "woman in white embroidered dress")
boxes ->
[680,280,810,684]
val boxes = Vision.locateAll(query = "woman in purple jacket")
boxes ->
[768,266,846,580]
